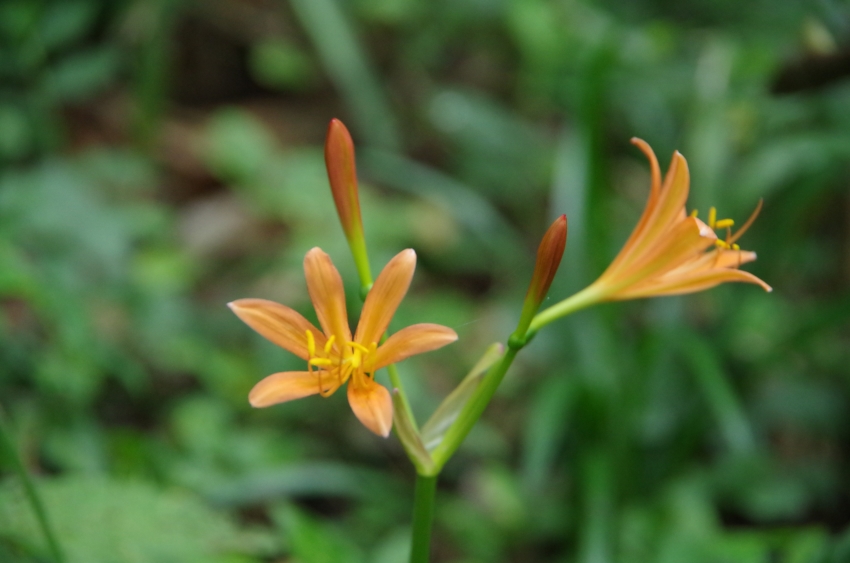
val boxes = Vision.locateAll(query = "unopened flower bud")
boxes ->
[513,215,567,342]
[324,118,371,287]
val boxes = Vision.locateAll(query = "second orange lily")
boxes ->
[588,138,772,300]
[229,248,458,437]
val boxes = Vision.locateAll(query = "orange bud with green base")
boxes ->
[325,118,372,288]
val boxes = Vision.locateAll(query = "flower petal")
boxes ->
[347,377,393,437]
[618,268,772,299]
[602,217,715,296]
[666,248,757,277]
[249,371,336,407]
[368,323,458,371]
[354,249,416,345]
[653,151,691,227]
[304,248,352,344]
[229,299,325,360]
[607,139,663,275]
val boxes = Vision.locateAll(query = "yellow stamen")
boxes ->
[714,218,734,229]
[728,198,763,245]
[708,207,717,229]
[732,243,740,250]
[714,239,729,249]
[368,342,378,354]
[348,341,370,354]
[689,209,698,218]
[306,330,315,357]
[310,358,333,366]
[351,349,362,369]
[324,335,336,354]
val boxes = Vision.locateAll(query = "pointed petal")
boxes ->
[610,217,715,293]
[676,248,758,276]
[664,248,757,276]
[618,268,772,299]
[603,140,663,276]
[229,299,325,360]
[638,151,691,249]
[712,249,758,269]
[348,377,393,437]
[368,324,458,371]
[354,249,416,345]
[654,151,691,225]
[249,371,336,407]
[304,248,352,344]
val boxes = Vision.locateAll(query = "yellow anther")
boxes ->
[309,358,332,366]
[714,218,734,229]
[351,349,362,369]
[708,207,717,229]
[368,342,378,354]
[689,209,698,218]
[732,243,740,250]
[324,335,336,354]
[306,330,316,357]
[714,239,729,249]
[348,341,370,354]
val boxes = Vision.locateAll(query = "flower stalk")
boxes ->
[409,474,438,563]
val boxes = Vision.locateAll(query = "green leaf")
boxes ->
[391,391,434,475]
[43,47,120,103]
[0,476,272,563]
[421,343,503,452]
[203,108,276,185]
[249,40,315,91]
[39,1,99,52]
[273,504,362,563]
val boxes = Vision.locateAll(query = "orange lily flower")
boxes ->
[587,138,772,301]
[229,248,458,437]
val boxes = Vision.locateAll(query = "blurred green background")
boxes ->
[0,0,849,562]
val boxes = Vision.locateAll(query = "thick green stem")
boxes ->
[0,406,64,563]
[430,346,519,470]
[409,473,438,563]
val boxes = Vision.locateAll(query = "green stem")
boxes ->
[0,406,64,563]
[387,362,419,432]
[430,346,519,470]
[527,284,604,334]
[409,473,438,563]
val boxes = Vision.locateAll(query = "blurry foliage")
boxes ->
[0,0,849,562]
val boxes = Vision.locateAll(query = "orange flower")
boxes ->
[588,138,772,300]
[229,248,458,437]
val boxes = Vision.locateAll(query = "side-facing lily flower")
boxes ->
[588,138,772,301]
[229,248,458,437]
[530,139,771,332]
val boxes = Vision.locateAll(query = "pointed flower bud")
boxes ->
[512,215,567,343]
[325,118,372,288]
